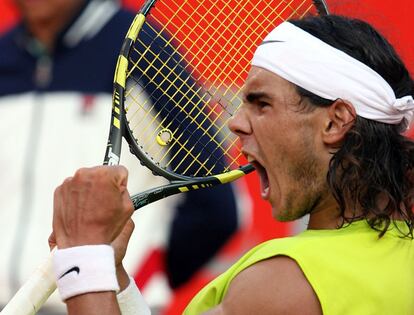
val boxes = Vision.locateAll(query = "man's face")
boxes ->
[15,0,83,24]
[229,66,331,221]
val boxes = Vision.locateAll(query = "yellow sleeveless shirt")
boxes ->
[184,220,414,314]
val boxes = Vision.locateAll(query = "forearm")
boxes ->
[66,292,121,315]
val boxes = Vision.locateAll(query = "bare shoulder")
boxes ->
[204,256,322,315]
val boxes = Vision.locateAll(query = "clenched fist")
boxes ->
[52,166,134,249]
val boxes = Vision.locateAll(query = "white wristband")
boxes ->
[53,245,119,301]
[117,276,151,315]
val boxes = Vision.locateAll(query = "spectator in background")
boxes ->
[0,0,239,312]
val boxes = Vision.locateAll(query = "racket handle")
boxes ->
[1,252,56,315]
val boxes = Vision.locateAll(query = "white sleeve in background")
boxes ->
[117,276,151,315]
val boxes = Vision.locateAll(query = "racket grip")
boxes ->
[1,252,56,315]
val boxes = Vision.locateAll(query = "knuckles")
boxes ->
[70,166,129,189]
[55,165,133,215]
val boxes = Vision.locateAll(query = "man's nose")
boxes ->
[228,106,251,137]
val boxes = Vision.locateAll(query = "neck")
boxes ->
[307,197,342,230]
[27,23,57,51]
[306,193,408,230]
[25,1,84,52]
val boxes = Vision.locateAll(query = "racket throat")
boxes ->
[131,178,220,210]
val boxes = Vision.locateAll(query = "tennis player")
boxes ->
[51,14,414,315]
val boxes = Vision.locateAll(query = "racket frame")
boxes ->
[313,0,329,15]
[104,1,153,166]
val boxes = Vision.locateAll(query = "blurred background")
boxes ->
[0,0,413,314]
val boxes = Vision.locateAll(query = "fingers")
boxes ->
[52,166,133,249]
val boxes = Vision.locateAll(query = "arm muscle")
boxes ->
[203,256,321,315]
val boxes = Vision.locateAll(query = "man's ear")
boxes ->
[322,99,356,146]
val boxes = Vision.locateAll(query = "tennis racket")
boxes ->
[1,0,328,314]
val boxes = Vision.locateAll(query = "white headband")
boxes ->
[251,22,414,130]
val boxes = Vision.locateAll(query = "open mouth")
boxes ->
[251,160,270,200]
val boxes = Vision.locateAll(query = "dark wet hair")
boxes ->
[290,15,414,237]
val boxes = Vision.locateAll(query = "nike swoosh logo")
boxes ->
[260,40,285,46]
[59,266,80,279]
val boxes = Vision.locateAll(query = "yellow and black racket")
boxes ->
[104,0,328,210]
[1,0,328,314]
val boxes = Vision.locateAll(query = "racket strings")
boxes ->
[128,1,284,135]
[126,76,230,175]
[143,0,314,111]
[125,0,318,177]
[127,29,236,172]
[133,0,310,126]
[126,10,247,144]
[149,1,257,99]
[155,0,310,87]
[127,49,229,166]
